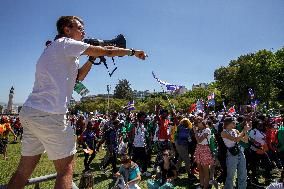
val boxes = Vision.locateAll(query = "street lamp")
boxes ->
[107,85,111,115]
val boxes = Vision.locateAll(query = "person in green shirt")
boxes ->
[124,115,134,156]
[236,116,250,149]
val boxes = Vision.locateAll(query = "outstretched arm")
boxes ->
[83,45,147,60]
[77,46,147,81]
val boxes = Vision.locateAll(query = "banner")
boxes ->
[152,71,182,91]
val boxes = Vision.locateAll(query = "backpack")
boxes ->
[176,124,191,145]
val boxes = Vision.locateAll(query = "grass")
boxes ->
[0,137,193,189]
[0,137,281,189]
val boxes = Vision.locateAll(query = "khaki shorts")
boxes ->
[20,106,76,160]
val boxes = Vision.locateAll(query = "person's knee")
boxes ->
[57,163,73,176]
[54,156,74,176]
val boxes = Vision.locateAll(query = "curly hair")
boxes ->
[56,16,84,35]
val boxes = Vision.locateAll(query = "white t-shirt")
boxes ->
[197,128,211,145]
[249,128,266,145]
[24,37,90,114]
[223,129,238,148]
[133,123,146,148]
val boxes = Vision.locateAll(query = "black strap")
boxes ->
[89,56,118,77]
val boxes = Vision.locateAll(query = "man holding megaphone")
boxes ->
[6,16,147,189]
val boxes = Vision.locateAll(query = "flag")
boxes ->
[196,100,204,112]
[248,88,255,99]
[207,93,215,100]
[208,99,215,107]
[188,103,197,113]
[125,100,135,111]
[222,101,226,110]
[166,84,180,91]
[152,71,170,86]
[207,93,215,107]
[251,99,260,108]
[228,106,236,115]
[152,71,182,91]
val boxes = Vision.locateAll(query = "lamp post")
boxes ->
[107,85,111,115]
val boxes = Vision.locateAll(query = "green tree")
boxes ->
[214,47,284,109]
[113,79,134,100]
[274,48,284,104]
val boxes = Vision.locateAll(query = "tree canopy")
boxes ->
[72,47,284,114]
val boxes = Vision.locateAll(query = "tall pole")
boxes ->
[107,85,110,115]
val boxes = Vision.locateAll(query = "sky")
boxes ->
[0,0,284,104]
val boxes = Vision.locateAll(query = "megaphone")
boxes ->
[84,34,126,48]
[83,34,127,77]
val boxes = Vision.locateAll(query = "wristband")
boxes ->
[128,48,135,56]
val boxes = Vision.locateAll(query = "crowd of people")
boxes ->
[68,105,283,188]
[1,105,284,188]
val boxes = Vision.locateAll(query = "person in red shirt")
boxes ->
[13,117,23,142]
[0,116,17,160]
[155,105,171,163]
[155,106,170,142]
[93,119,101,138]
[266,119,283,170]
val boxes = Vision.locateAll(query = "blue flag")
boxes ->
[248,88,255,99]
[196,100,204,112]
[208,99,215,107]
[152,71,182,91]
[125,100,135,111]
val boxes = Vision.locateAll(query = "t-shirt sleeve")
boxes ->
[118,166,124,174]
[205,128,211,135]
[249,130,254,138]
[64,38,90,58]
[135,167,141,175]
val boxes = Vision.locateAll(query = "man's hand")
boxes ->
[134,50,147,60]
[244,123,251,132]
